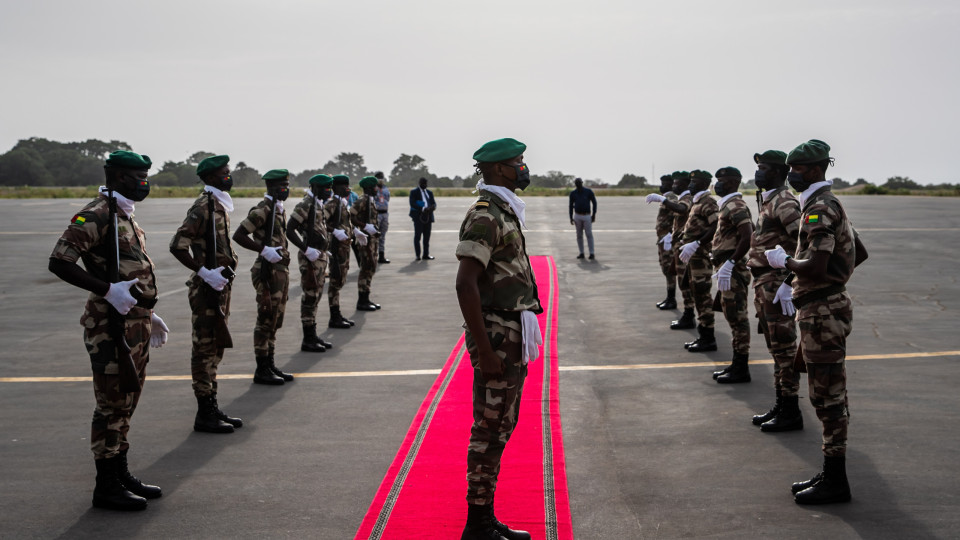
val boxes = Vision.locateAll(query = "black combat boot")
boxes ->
[329,306,352,329]
[301,324,326,352]
[461,503,507,540]
[93,457,147,511]
[657,287,677,310]
[794,455,851,504]
[761,394,803,432]
[194,394,234,433]
[687,325,717,353]
[670,308,696,330]
[268,354,294,382]
[716,352,750,382]
[378,253,390,264]
[752,384,782,425]
[253,355,284,385]
[211,392,243,428]
[712,360,734,380]
[491,503,531,540]
[356,291,379,311]
[116,449,162,499]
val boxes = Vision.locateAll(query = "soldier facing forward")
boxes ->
[352,175,382,311]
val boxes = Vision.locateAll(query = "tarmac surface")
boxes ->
[1,194,958,539]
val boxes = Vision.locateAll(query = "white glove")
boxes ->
[679,240,700,263]
[104,278,140,315]
[197,266,228,291]
[304,247,321,262]
[765,244,789,269]
[363,223,378,236]
[521,310,543,365]
[260,245,283,263]
[645,193,666,204]
[333,228,349,242]
[658,232,673,251]
[150,312,169,348]
[773,282,796,316]
[712,260,734,292]
[354,228,368,246]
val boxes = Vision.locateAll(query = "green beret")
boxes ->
[472,138,527,163]
[660,174,674,182]
[359,176,378,189]
[753,150,787,165]
[196,155,229,178]
[105,150,152,171]
[786,139,831,165]
[672,171,690,180]
[262,169,289,181]
[332,174,350,185]
[309,174,333,187]
[690,169,713,181]
[715,166,741,178]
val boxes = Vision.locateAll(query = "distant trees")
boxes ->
[531,170,574,188]
[616,174,647,188]
[0,137,131,186]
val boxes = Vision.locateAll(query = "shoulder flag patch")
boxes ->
[806,214,819,224]
[475,201,490,208]
[71,214,86,225]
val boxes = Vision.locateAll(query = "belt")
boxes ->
[377,209,388,214]
[792,284,846,309]
[574,211,591,215]
[750,266,773,279]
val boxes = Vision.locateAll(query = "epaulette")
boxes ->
[475,200,490,209]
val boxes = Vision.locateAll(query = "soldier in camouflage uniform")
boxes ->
[746,150,803,432]
[765,139,868,505]
[169,155,243,433]
[351,176,382,311]
[709,167,754,383]
[456,138,541,540]
[678,170,719,352]
[232,169,294,385]
[287,174,336,353]
[324,174,356,329]
[661,171,697,328]
[645,174,679,309]
[48,150,168,511]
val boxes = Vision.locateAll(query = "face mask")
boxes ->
[513,162,531,191]
[221,175,233,192]
[118,173,150,201]
[660,185,671,194]
[273,186,290,201]
[754,169,771,190]
[690,180,709,194]
[787,171,810,192]
[713,182,729,198]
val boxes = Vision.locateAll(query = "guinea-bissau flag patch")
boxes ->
[71,214,86,225]
[807,214,819,224]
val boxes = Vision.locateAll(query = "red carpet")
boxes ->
[355,255,572,539]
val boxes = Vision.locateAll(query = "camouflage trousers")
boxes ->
[85,315,151,459]
[298,252,328,327]
[754,277,799,396]
[464,312,527,505]
[357,236,379,294]
[798,292,853,457]
[327,240,351,308]
[719,262,751,354]
[686,254,714,328]
[674,250,695,310]
[658,244,676,287]
[188,280,232,397]
[377,212,389,254]
[252,265,289,357]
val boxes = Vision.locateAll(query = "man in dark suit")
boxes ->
[409,177,437,260]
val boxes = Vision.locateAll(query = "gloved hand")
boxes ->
[104,278,140,315]
[645,193,666,204]
[765,244,789,269]
[363,223,377,236]
[354,228,368,246]
[679,240,700,263]
[773,281,796,316]
[521,310,543,365]
[712,260,734,292]
[260,245,282,263]
[305,247,321,262]
[198,266,228,291]
[658,232,673,251]
[333,228,348,242]
[150,312,169,348]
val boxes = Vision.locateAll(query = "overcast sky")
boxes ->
[2,1,958,185]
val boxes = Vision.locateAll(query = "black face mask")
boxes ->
[787,171,811,192]
[713,182,730,198]
[513,162,531,191]
[313,186,331,200]
[272,186,290,201]
[660,184,672,194]
[754,169,772,190]
[220,175,233,192]
[690,180,710,194]
[117,173,150,202]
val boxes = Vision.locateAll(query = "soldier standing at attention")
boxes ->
[169,154,243,433]
[352,176,382,311]
[645,174,680,309]
[456,137,541,540]
[325,174,356,329]
[232,169,294,385]
[746,150,803,432]
[48,150,169,511]
[678,170,719,352]
[286,174,335,353]
[663,171,697,329]
[766,139,868,505]
[709,167,754,383]
[374,171,391,264]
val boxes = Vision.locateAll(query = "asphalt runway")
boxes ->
[1,194,958,539]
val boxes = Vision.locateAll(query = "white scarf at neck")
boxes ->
[718,192,741,207]
[204,185,234,213]
[678,189,691,198]
[693,190,710,202]
[800,179,833,208]
[99,186,135,217]
[263,193,284,213]
[475,179,526,228]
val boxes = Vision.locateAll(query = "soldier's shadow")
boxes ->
[577,259,611,273]
[396,260,429,274]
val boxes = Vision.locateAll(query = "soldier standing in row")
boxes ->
[645,174,680,310]
[766,139,868,505]
[374,171,391,264]
[169,155,243,433]
[456,137,540,540]
[232,169,294,385]
[286,174,335,353]
[709,167,754,383]
[48,150,168,511]
[665,172,697,329]
[747,150,803,432]
[325,174,357,329]
[352,176,383,311]
[678,170,719,352]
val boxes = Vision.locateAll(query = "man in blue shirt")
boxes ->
[568,177,598,259]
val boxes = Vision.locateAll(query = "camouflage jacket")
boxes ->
[169,192,239,287]
[793,186,858,299]
[671,191,693,243]
[350,194,379,230]
[747,187,801,287]
[456,191,542,314]
[682,192,719,256]
[711,194,752,264]
[239,198,290,271]
[289,195,329,256]
[50,195,158,321]
[655,192,679,240]
[323,196,353,240]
